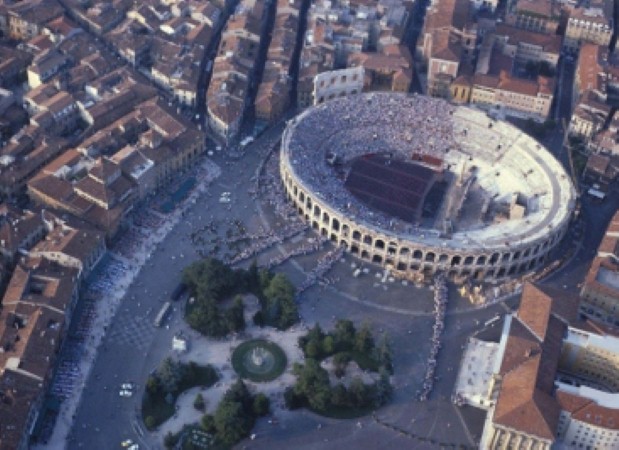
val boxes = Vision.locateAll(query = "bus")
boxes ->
[154,301,172,327]
[587,187,605,202]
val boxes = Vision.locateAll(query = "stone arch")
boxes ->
[330,233,337,242]
[489,253,500,264]
[361,250,370,259]
[372,254,383,264]
[375,239,385,250]
[363,235,372,245]
[513,250,521,261]
[312,221,319,230]
[350,245,359,254]
[502,252,511,262]
[439,254,449,263]
[508,265,517,276]
[321,228,328,237]
[397,262,406,271]
[464,256,474,265]
[413,250,423,260]
[322,211,330,224]
[340,222,348,235]
[293,185,298,196]
[497,268,506,278]
[400,247,410,256]
[340,240,348,248]
[451,255,462,266]
[477,255,486,265]
[425,252,436,263]
[352,230,361,241]
[299,191,305,202]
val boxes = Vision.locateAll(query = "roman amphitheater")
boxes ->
[279,93,577,282]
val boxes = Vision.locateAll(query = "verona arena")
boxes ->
[279,93,576,282]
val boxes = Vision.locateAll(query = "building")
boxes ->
[462,281,619,449]
[312,66,364,105]
[581,211,619,326]
[505,0,561,34]
[564,2,614,53]
[280,93,575,283]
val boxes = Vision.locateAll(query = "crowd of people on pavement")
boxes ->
[419,273,448,401]
[298,246,346,293]
[283,94,457,236]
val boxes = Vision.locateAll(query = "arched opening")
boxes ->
[397,262,406,271]
[513,250,521,260]
[464,256,474,265]
[439,254,449,263]
[312,221,319,229]
[508,265,517,276]
[413,250,423,260]
[497,268,506,278]
[489,253,500,264]
[352,230,361,241]
[351,245,359,254]
[372,255,383,264]
[332,218,340,232]
[322,212,330,225]
[502,253,511,262]
[361,250,370,260]
[528,259,536,270]
[387,246,397,256]
[400,247,410,256]
[313,205,321,218]
[293,186,298,196]
[477,255,486,265]
[451,255,462,266]
[425,252,435,263]
[299,192,305,202]
[321,228,328,237]
[340,240,348,248]
[363,235,372,245]
[375,239,385,250]
[330,233,337,242]
[410,263,420,270]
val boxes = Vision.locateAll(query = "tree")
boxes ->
[226,296,245,332]
[164,431,178,449]
[214,401,250,446]
[194,393,206,411]
[201,414,216,433]
[377,333,393,374]
[334,320,356,351]
[322,335,335,355]
[331,384,349,407]
[349,377,370,408]
[354,322,374,354]
[146,375,159,395]
[157,357,185,394]
[252,393,270,416]
[264,274,295,304]
[145,415,157,430]
[374,368,393,407]
[305,340,321,359]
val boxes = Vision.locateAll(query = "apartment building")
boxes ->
[564,1,614,53]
